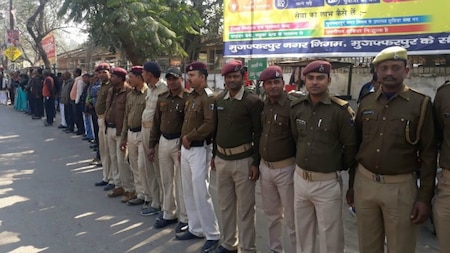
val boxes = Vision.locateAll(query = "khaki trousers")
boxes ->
[433,169,450,253]
[159,136,187,222]
[259,161,296,253]
[215,156,256,253]
[141,126,161,207]
[354,167,418,253]
[128,130,149,196]
[97,118,111,183]
[106,128,125,188]
[181,145,220,240]
[294,166,344,253]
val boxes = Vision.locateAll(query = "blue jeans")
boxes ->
[83,113,94,139]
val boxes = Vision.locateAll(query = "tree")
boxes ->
[58,0,203,65]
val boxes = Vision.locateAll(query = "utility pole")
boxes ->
[10,0,14,30]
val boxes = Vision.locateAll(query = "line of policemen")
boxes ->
[90,45,449,253]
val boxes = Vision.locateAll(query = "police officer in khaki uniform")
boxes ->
[120,66,148,206]
[348,46,437,253]
[176,62,220,253]
[433,80,450,252]
[211,60,263,253]
[104,67,132,200]
[259,66,296,253]
[290,60,357,253]
[140,61,168,215]
[149,67,189,234]
[94,63,113,190]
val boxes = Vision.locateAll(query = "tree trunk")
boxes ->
[26,0,51,68]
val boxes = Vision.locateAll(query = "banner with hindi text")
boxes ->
[41,32,56,64]
[223,0,450,57]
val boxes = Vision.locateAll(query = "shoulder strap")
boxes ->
[330,96,355,118]
[406,96,429,145]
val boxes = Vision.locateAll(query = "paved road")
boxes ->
[0,104,439,253]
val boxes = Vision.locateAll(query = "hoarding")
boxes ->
[223,0,450,57]
[41,32,56,64]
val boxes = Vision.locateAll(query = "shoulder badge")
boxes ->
[204,87,214,97]
[330,96,355,117]
[290,96,306,108]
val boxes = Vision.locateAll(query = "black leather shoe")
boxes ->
[103,183,115,191]
[175,231,203,240]
[214,246,237,253]
[201,240,219,253]
[175,222,188,234]
[44,122,53,126]
[57,125,67,129]
[94,180,108,186]
[75,131,84,135]
[154,217,178,229]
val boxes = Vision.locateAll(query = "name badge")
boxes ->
[296,119,306,125]
[362,110,374,115]
[217,106,224,111]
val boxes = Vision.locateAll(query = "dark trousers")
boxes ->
[33,97,44,117]
[28,93,35,115]
[91,112,99,144]
[44,97,55,124]
[64,103,74,131]
[72,102,85,133]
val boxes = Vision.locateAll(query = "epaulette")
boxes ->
[204,87,214,97]
[437,80,450,92]
[244,88,260,103]
[330,96,355,117]
[158,90,169,97]
[290,96,307,107]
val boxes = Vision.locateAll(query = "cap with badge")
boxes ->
[259,66,283,82]
[221,60,243,76]
[143,61,162,76]
[186,61,207,72]
[95,62,111,72]
[372,46,408,65]
[110,67,127,79]
[302,60,331,76]
[165,67,182,78]
[129,66,143,76]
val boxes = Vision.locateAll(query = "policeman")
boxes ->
[290,60,357,253]
[140,61,168,215]
[149,67,189,234]
[94,63,113,190]
[212,60,263,253]
[433,80,450,252]
[177,62,220,253]
[104,67,132,200]
[259,66,296,253]
[120,66,148,206]
[348,46,437,253]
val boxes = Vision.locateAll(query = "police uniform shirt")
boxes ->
[434,82,450,170]
[181,87,216,142]
[105,85,131,136]
[95,80,110,115]
[149,89,189,148]
[290,92,357,173]
[215,86,263,166]
[121,84,148,142]
[356,85,437,204]
[141,79,168,123]
[260,92,296,162]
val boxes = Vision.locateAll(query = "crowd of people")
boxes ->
[2,45,450,253]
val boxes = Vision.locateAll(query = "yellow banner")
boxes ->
[223,0,450,57]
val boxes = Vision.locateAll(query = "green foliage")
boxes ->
[58,0,203,64]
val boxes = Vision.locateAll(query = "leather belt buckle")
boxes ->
[302,171,313,181]
[372,174,385,183]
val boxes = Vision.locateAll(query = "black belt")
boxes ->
[162,132,181,140]
[129,127,142,132]
[190,141,205,147]
[107,123,116,128]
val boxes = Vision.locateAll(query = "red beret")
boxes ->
[111,67,127,79]
[129,66,143,76]
[221,60,243,76]
[186,61,207,72]
[259,66,283,82]
[303,60,331,76]
[95,62,110,72]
